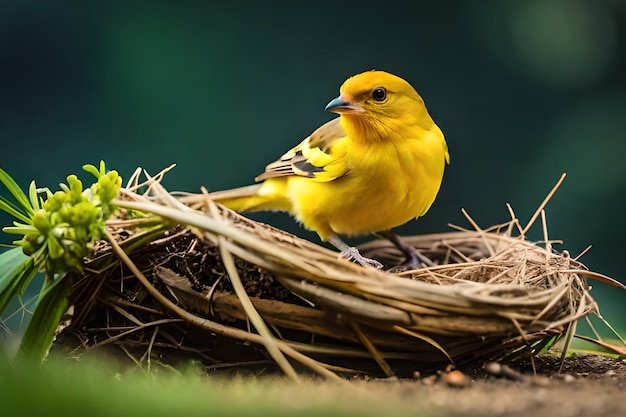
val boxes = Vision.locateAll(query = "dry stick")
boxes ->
[559,270,626,290]
[118,344,143,368]
[391,325,454,364]
[217,236,301,382]
[284,339,417,362]
[138,165,178,196]
[595,315,626,346]
[574,292,626,353]
[104,296,166,316]
[91,318,184,347]
[558,320,577,373]
[508,316,537,374]
[460,208,495,257]
[584,315,603,343]
[124,164,176,194]
[103,228,341,381]
[573,245,592,261]
[541,210,551,255]
[124,167,143,190]
[350,323,395,377]
[558,282,593,372]
[522,173,566,236]
[144,326,159,373]
[505,203,524,236]
[109,303,145,326]
[575,332,626,356]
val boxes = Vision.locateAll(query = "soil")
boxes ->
[355,354,626,417]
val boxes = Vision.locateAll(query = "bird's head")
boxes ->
[325,70,429,126]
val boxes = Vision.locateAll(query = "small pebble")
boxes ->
[483,361,525,381]
[443,370,470,387]
[484,361,502,375]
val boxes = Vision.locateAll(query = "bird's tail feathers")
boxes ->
[210,181,291,213]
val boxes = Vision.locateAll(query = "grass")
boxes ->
[0,351,434,417]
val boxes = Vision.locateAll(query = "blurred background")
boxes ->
[1,0,624,338]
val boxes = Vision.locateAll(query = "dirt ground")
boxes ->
[355,354,625,417]
[47,337,625,416]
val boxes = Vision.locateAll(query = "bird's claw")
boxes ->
[338,246,384,269]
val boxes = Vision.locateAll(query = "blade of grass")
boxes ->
[0,196,32,224]
[0,247,40,316]
[0,168,34,218]
[16,274,71,362]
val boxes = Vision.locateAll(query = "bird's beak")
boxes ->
[325,95,365,114]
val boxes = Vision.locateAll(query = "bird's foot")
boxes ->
[411,248,435,267]
[376,230,434,272]
[338,246,384,269]
[385,249,435,273]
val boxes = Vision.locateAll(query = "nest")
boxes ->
[53,169,616,379]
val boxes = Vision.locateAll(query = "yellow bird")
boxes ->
[210,70,449,268]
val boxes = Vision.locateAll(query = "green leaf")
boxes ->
[82,163,101,179]
[0,168,34,218]
[29,181,41,211]
[0,247,40,316]
[16,274,71,362]
[0,195,32,224]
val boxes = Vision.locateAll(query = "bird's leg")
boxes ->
[328,234,384,269]
[377,230,434,269]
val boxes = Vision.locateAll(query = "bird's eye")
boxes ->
[372,87,387,102]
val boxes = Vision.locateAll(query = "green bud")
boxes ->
[26,233,46,247]
[32,210,50,234]
[16,239,38,256]
[96,170,121,204]
[47,236,64,260]
[43,191,64,212]
[74,226,88,242]
[67,175,84,201]
[57,206,72,223]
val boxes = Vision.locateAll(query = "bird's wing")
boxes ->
[255,118,349,182]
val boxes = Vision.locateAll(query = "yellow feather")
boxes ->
[211,70,449,243]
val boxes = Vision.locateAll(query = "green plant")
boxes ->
[0,161,121,361]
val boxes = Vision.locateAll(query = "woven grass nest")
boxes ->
[54,169,621,380]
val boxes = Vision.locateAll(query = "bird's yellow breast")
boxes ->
[284,126,447,240]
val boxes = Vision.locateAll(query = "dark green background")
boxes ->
[1,1,624,334]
